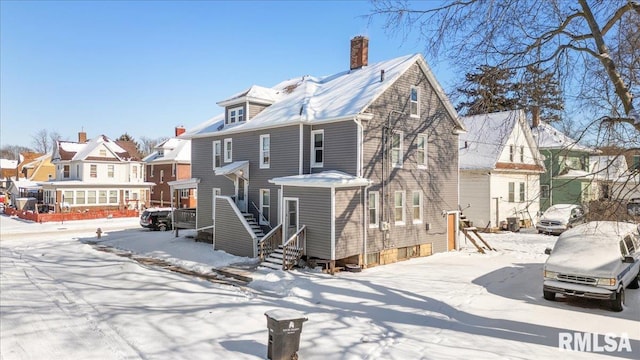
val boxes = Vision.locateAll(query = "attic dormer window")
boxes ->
[99,149,107,157]
[226,106,244,125]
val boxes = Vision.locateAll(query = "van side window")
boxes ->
[623,236,635,254]
[620,241,628,256]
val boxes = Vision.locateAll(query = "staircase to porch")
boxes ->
[242,212,265,240]
[258,225,306,271]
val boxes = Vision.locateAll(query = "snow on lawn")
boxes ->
[1,214,638,360]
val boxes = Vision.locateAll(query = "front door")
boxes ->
[284,198,298,241]
[236,177,248,212]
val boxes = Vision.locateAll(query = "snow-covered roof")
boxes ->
[0,159,18,169]
[9,179,41,189]
[530,122,597,153]
[590,155,629,181]
[553,169,595,180]
[269,170,371,188]
[215,161,249,177]
[217,85,281,106]
[57,135,137,162]
[143,139,191,163]
[22,153,51,169]
[459,110,521,170]
[185,54,463,138]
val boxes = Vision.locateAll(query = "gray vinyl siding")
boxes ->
[249,103,269,119]
[334,188,364,259]
[363,61,459,255]
[311,121,358,175]
[282,187,332,259]
[192,125,301,232]
[214,197,255,257]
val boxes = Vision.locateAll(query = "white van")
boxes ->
[543,221,640,311]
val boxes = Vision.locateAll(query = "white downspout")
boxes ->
[354,118,363,178]
[299,124,304,175]
[331,186,335,260]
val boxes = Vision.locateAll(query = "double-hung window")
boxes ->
[412,190,423,224]
[226,107,244,125]
[368,191,379,228]
[417,134,427,168]
[311,130,324,168]
[520,146,525,162]
[63,165,70,178]
[391,131,403,168]
[160,169,164,183]
[172,163,176,177]
[107,165,114,178]
[260,134,270,169]
[394,191,405,225]
[509,145,515,162]
[90,164,97,178]
[508,182,515,202]
[149,164,154,177]
[410,86,419,117]
[260,189,270,224]
[519,182,525,202]
[224,138,232,163]
[213,140,222,168]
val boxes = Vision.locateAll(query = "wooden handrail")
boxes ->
[282,225,306,270]
[258,224,282,261]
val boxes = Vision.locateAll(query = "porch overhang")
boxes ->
[168,178,200,190]
[269,170,371,188]
[215,161,249,180]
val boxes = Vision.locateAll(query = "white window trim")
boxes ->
[160,169,164,183]
[259,189,270,225]
[394,190,405,226]
[260,134,270,169]
[310,129,324,168]
[213,140,222,169]
[212,188,221,220]
[226,106,244,125]
[223,138,232,163]
[368,191,379,228]
[417,134,428,169]
[410,86,420,118]
[391,131,403,168]
[412,190,423,224]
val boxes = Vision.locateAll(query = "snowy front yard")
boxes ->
[1,215,638,359]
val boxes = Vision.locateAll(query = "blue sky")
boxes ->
[0,0,453,149]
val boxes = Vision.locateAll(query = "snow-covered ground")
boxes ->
[1,215,638,359]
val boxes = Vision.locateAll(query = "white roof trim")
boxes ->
[269,170,371,188]
[168,178,200,189]
[214,161,249,177]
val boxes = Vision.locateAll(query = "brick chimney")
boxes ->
[531,106,540,128]
[350,36,369,70]
[175,126,186,137]
[78,131,87,143]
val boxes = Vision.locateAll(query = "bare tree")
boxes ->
[30,130,62,154]
[139,136,168,157]
[0,145,33,160]
[369,0,639,132]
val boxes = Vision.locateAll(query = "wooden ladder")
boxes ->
[461,227,495,254]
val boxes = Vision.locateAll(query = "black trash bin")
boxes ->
[507,217,520,232]
[265,309,307,360]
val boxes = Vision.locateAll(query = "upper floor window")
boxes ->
[519,182,525,202]
[63,165,70,178]
[132,165,138,178]
[224,138,233,163]
[213,140,222,168]
[260,134,270,169]
[509,145,515,162]
[226,106,244,125]
[410,86,419,117]
[149,164,154,177]
[417,134,427,168]
[107,165,114,178]
[520,145,525,162]
[172,164,176,177]
[99,149,107,157]
[160,169,164,183]
[391,131,403,168]
[90,164,97,178]
[311,130,324,168]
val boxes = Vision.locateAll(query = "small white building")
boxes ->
[459,110,545,229]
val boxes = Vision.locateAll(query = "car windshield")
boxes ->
[542,205,575,219]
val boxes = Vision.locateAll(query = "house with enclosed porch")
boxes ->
[41,132,154,213]
[182,36,466,270]
[143,126,196,208]
[459,110,545,230]
[530,115,600,211]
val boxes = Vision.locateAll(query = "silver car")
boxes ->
[536,204,585,235]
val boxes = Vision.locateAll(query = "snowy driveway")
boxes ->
[1,215,638,359]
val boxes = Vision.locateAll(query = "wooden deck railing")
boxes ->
[258,224,282,261]
[282,225,306,270]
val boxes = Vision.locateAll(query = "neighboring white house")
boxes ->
[591,155,640,201]
[42,133,154,212]
[459,110,545,229]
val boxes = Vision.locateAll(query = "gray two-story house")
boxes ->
[182,37,465,270]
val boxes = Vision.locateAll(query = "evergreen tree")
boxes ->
[517,65,564,123]
[456,65,519,116]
